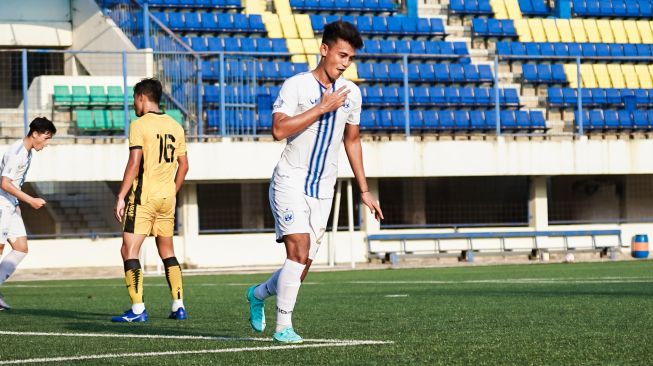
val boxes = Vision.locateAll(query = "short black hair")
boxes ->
[322,21,363,50]
[134,78,163,104]
[28,117,56,137]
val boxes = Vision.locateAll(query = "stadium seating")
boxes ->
[549,87,653,107]
[575,109,652,130]
[289,0,396,12]
[53,85,134,107]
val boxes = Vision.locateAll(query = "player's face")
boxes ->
[320,39,356,82]
[32,132,52,151]
[133,93,144,117]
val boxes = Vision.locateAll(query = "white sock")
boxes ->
[275,259,305,332]
[172,299,184,312]
[0,250,27,285]
[254,269,281,300]
[131,302,145,314]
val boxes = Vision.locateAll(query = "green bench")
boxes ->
[54,85,134,107]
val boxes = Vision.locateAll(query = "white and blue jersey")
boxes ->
[271,72,362,199]
[0,139,32,207]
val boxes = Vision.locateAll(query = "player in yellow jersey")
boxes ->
[111,78,189,322]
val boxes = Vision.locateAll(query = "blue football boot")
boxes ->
[168,307,188,320]
[272,327,303,344]
[246,285,266,332]
[111,309,148,322]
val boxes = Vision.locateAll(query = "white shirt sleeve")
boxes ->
[272,78,299,117]
[0,153,20,180]
[346,84,362,125]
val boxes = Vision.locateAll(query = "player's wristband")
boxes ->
[360,191,369,194]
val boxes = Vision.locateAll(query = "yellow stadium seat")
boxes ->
[295,14,315,39]
[286,38,306,62]
[593,64,612,88]
[302,38,319,55]
[635,65,653,88]
[527,18,547,42]
[624,21,642,44]
[307,54,319,70]
[279,14,299,38]
[611,20,629,44]
[244,0,266,14]
[343,62,358,81]
[273,0,292,15]
[584,19,602,43]
[262,13,283,38]
[570,19,587,43]
[564,64,579,88]
[597,20,615,43]
[490,0,508,19]
[542,19,561,43]
[580,64,598,88]
[621,64,640,88]
[556,19,574,42]
[504,0,523,19]
[648,65,653,84]
[607,64,625,88]
[513,19,532,42]
[637,21,653,44]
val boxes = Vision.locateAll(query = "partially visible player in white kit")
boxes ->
[0,117,56,309]
[246,21,384,343]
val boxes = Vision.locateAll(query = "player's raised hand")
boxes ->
[29,197,46,210]
[318,85,350,114]
[114,198,125,223]
[361,191,384,221]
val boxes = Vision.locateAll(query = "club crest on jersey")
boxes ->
[342,98,351,110]
[273,97,284,109]
[282,210,294,225]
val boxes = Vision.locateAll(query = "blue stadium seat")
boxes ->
[439,110,455,130]
[392,110,406,129]
[461,87,475,105]
[168,12,184,30]
[604,110,620,130]
[388,64,403,81]
[429,87,446,105]
[190,37,207,52]
[382,87,399,104]
[224,38,240,52]
[633,111,649,129]
[449,64,465,83]
[407,64,420,81]
[241,38,256,52]
[410,40,427,54]
[358,63,373,79]
[372,16,387,33]
[485,110,498,130]
[387,17,402,34]
[363,39,381,54]
[402,17,418,34]
[395,40,410,54]
[417,63,434,80]
[516,111,531,130]
[500,110,517,130]
[207,37,224,51]
[548,88,564,106]
[184,12,201,30]
[563,88,577,106]
[445,87,461,105]
[360,110,377,130]
[478,65,493,82]
[204,85,220,103]
[503,88,520,106]
[463,64,480,82]
[618,110,633,129]
[256,38,272,53]
[475,87,491,105]
[470,110,486,130]
[414,87,430,104]
[454,110,470,130]
[434,64,449,82]
[271,39,288,52]
[592,88,607,105]
[422,110,438,129]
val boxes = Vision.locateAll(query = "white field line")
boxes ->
[6,276,652,289]
[0,330,381,344]
[0,340,393,365]
[384,294,409,298]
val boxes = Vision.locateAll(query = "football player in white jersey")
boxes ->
[0,117,56,309]
[246,21,383,343]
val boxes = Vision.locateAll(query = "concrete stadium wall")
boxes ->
[5,138,653,183]
[0,0,72,47]
[17,223,650,270]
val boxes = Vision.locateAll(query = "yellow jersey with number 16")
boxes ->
[128,112,186,204]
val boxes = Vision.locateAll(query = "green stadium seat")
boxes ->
[53,85,72,106]
[89,86,108,105]
[166,109,184,126]
[71,86,89,105]
[76,110,94,131]
[111,110,127,131]
[93,110,111,130]
[107,86,124,105]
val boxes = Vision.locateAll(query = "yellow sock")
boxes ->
[163,257,183,301]
[123,259,143,305]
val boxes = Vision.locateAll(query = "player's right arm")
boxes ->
[272,86,350,141]
[114,122,144,222]
[0,176,45,209]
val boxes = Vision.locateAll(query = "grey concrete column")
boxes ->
[529,176,549,230]
[180,182,199,266]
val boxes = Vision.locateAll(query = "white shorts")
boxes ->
[269,181,332,260]
[0,204,27,245]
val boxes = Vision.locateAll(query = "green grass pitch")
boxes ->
[0,261,651,365]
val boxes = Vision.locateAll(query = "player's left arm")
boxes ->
[114,148,142,222]
[343,123,383,221]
